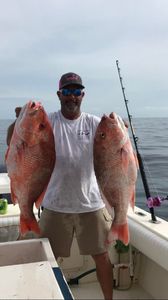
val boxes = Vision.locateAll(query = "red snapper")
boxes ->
[94,112,138,245]
[5,101,55,236]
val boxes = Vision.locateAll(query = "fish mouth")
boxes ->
[102,114,112,122]
[101,114,118,127]
[109,112,116,119]
[29,101,43,110]
[28,101,43,115]
[101,113,127,134]
[102,113,117,121]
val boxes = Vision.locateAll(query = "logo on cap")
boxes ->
[59,72,85,89]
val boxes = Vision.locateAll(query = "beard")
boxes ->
[64,101,79,113]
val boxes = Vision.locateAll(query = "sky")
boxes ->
[1,0,168,119]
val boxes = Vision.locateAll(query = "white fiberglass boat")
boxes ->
[0,172,168,299]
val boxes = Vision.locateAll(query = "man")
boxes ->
[39,72,113,299]
[6,107,22,146]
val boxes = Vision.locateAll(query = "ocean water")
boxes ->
[0,119,12,171]
[0,118,168,221]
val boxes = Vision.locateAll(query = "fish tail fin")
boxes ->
[20,215,41,236]
[107,223,129,246]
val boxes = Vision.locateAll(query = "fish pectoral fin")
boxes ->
[35,186,47,209]
[20,215,41,235]
[5,147,9,161]
[107,222,129,246]
[10,184,18,205]
[130,189,135,210]
[134,152,139,169]
[121,148,129,173]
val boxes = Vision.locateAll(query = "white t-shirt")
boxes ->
[42,110,105,213]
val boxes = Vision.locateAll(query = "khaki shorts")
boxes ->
[39,207,111,258]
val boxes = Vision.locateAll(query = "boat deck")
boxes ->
[70,281,153,299]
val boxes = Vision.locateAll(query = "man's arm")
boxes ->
[6,122,15,146]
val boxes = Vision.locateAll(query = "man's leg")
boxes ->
[39,208,74,258]
[76,209,113,299]
[92,252,113,300]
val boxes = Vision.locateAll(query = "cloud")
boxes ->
[0,0,168,118]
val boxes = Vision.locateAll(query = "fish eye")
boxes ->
[100,132,106,139]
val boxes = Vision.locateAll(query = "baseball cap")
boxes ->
[59,72,85,90]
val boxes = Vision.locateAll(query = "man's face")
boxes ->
[57,84,84,119]
[15,107,22,118]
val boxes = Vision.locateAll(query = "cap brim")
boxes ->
[60,82,85,89]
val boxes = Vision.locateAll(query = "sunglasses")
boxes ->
[60,88,83,96]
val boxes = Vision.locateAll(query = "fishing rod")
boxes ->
[116,60,160,223]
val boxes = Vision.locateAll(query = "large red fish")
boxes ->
[94,112,138,245]
[5,101,55,236]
